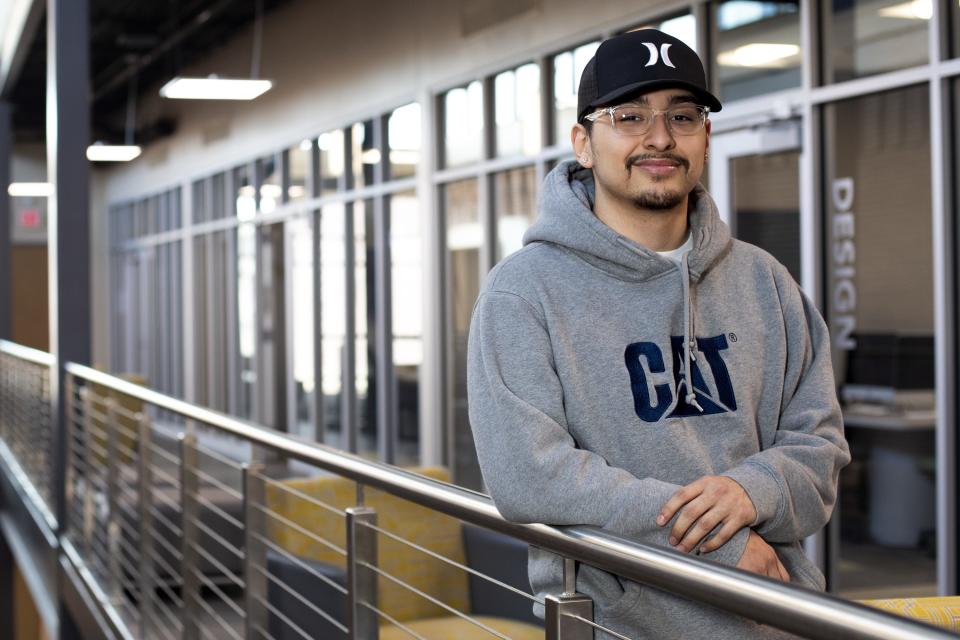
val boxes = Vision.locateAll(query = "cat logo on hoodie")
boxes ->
[624,334,737,422]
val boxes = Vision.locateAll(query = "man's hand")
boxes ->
[737,530,790,582]
[657,475,757,553]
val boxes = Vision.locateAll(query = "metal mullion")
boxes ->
[205,207,218,409]
[480,171,496,278]
[482,75,496,161]
[809,64,933,106]
[343,126,358,454]
[174,190,185,398]
[162,218,173,394]
[374,193,395,464]
[373,114,396,464]
[225,170,240,417]
[417,89,443,467]
[253,159,268,427]
[309,138,324,444]
[182,179,197,403]
[536,53,551,188]
[312,209,324,444]
[930,71,957,595]
[376,114,389,184]
[284,219,298,437]
[281,148,302,437]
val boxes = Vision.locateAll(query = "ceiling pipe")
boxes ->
[92,0,237,103]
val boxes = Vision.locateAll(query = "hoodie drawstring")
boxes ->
[679,252,703,412]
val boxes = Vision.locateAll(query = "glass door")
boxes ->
[709,120,802,283]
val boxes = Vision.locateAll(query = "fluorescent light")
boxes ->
[86,144,142,162]
[260,184,283,199]
[159,76,273,100]
[879,0,931,19]
[717,43,800,68]
[8,182,53,197]
[361,148,382,165]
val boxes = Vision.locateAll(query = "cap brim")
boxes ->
[585,79,722,118]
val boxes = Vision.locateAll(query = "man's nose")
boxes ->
[643,113,676,151]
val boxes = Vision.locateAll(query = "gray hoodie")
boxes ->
[467,160,851,639]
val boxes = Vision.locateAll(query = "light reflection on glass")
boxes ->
[444,81,485,167]
[495,63,541,157]
[389,103,421,179]
[319,130,345,196]
[553,41,600,146]
[390,190,422,466]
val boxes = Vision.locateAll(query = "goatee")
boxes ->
[633,190,685,210]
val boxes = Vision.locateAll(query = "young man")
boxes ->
[467,28,850,638]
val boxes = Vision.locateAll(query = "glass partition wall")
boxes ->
[109,0,958,599]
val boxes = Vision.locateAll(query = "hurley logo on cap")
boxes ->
[642,42,676,68]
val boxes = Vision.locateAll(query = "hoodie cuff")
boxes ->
[722,462,783,528]
[697,521,750,567]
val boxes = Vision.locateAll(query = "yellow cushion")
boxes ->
[380,615,543,640]
[266,467,471,623]
[861,597,960,632]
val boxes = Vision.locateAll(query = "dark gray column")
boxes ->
[46,0,90,525]
[0,101,11,341]
[0,527,12,640]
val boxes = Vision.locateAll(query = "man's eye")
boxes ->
[618,112,648,122]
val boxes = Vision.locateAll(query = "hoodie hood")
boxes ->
[523,159,732,283]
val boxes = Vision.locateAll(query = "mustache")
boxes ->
[626,153,689,175]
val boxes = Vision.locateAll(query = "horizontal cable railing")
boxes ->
[0,343,955,640]
[0,340,57,530]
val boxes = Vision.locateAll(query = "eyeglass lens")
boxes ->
[611,106,705,135]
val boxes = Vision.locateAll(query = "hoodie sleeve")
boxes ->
[468,288,749,566]
[722,277,851,543]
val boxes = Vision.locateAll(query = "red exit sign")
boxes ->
[19,208,40,228]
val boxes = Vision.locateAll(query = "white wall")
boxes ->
[98,0,676,203]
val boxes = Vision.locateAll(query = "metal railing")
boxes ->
[0,340,57,530]
[0,343,956,640]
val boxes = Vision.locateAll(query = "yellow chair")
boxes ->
[861,597,960,632]
[266,467,543,639]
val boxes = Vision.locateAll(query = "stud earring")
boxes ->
[579,155,590,165]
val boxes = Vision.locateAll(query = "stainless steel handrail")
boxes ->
[62,361,955,640]
[0,339,57,367]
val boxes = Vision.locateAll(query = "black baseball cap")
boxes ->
[577,28,722,122]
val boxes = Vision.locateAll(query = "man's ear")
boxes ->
[572,123,592,167]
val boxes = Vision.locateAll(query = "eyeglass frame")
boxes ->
[583,102,710,136]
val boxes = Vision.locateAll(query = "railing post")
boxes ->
[346,503,378,640]
[545,558,595,640]
[138,413,155,638]
[80,386,95,552]
[104,397,121,602]
[243,462,267,640]
[179,432,200,640]
[64,373,75,534]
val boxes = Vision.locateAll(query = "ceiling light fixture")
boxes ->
[7,182,54,197]
[160,0,273,101]
[86,143,143,162]
[87,73,142,162]
[717,43,800,68]
[159,76,273,100]
[878,0,932,20]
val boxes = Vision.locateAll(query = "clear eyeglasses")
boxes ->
[584,103,709,137]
